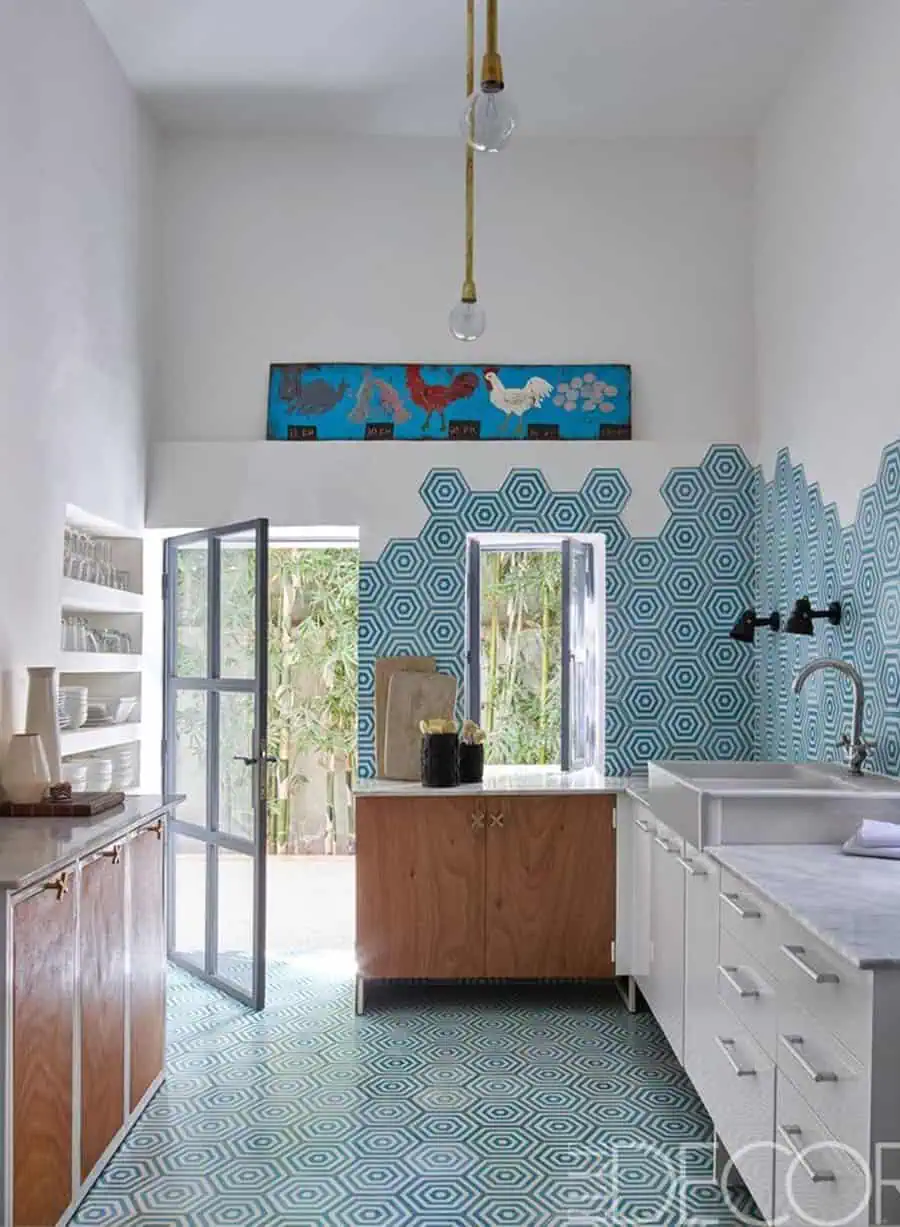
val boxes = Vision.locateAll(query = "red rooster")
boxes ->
[406,364,479,432]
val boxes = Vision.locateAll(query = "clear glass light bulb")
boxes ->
[449,299,486,342]
[461,88,517,153]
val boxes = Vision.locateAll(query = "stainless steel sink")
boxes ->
[647,760,900,848]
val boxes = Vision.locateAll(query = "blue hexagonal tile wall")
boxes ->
[359,447,756,775]
[757,440,900,776]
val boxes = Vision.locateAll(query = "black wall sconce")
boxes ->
[729,609,780,644]
[785,597,842,636]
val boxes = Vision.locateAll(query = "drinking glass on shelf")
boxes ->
[96,540,113,587]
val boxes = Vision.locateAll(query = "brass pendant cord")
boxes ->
[482,0,503,91]
[462,0,476,304]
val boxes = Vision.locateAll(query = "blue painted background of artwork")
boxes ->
[266,362,632,441]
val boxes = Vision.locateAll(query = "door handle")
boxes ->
[778,1126,835,1184]
[233,754,278,766]
[720,891,761,920]
[780,944,840,984]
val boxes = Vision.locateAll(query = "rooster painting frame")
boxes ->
[266,363,632,441]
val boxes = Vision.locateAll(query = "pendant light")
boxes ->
[449,0,486,341]
[461,0,516,153]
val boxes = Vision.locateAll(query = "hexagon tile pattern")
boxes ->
[74,961,761,1226]
[359,448,757,776]
[757,441,900,775]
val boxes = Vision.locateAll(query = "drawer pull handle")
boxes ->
[146,819,164,840]
[471,809,485,831]
[43,872,69,901]
[102,845,122,865]
[781,1035,838,1084]
[718,965,759,999]
[634,817,651,833]
[720,891,761,920]
[781,944,840,985]
[715,1036,756,1077]
[678,856,708,877]
[778,1125,836,1184]
[653,835,678,854]
[489,812,504,829]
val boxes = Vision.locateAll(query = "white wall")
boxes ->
[152,134,754,444]
[0,0,154,741]
[756,0,900,518]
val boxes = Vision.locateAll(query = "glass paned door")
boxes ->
[164,520,269,1009]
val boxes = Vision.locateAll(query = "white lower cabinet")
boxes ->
[645,820,686,1063]
[617,803,900,1226]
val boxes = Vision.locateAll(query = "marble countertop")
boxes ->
[710,842,900,970]
[0,795,181,892]
[354,767,634,797]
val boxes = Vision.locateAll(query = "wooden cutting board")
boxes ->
[383,671,457,781]
[375,656,435,777]
[0,791,125,818]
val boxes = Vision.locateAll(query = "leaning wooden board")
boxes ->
[374,656,435,776]
[383,671,457,781]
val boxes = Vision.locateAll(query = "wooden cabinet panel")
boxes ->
[356,796,486,979]
[128,822,166,1112]
[80,849,127,1182]
[13,878,75,1227]
[485,795,615,979]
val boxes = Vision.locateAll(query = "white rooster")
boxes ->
[485,371,555,435]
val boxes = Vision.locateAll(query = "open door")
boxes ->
[561,538,599,771]
[163,520,269,1009]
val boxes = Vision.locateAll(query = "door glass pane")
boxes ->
[175,690,208,827]
[218,691,256,840]
[175,542,208,677]
[172,834,206,969]
[216,848,254,997]
[220,534,257,679]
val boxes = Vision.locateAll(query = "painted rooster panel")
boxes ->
[267,363,631,440]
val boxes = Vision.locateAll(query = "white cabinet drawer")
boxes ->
[775,1075,871,1227]
[717,927,779,1060]
[718,868,874,1062]
[693,1002,775,1223]
[777,1001,869,1157]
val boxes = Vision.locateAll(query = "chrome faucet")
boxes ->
[791,658,874,775]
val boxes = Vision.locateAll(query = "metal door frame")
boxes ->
[163,519,269,1010]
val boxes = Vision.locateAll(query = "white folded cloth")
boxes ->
[843,819,900,859]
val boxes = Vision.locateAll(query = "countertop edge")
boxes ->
[1,795,182,895]
[707,846,900,972]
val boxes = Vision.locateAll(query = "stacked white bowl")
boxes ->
[108,745,136,791]
[83,756,113,792]
[58,686,89,730]
[61,761,89,791]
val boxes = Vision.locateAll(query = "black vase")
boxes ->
[421,732,460,788]
[458,742,485,785]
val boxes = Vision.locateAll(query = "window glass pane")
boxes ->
[218,691,256,840]
[175,542,208,677]
[220,535,257,679]
[175,690,207,827]
[172,833,206,969]
[479,549,562,767]
[216,848,254,996]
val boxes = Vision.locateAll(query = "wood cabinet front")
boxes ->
[356,796,486,979]
[128,821,167,1112]
[485,795,616,979]
[13,875,76,1227]
[80,848,127,1181]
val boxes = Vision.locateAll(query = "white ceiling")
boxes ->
[84,0,825,137]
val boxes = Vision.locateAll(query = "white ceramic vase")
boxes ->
[26,666,61,783]
[3,734,51,804]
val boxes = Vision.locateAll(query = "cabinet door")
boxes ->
[129,821,166,1112]
[485,795,615,979]
[646,825,686,1063]
[632,809,653,985]
[81,847,127,1181]
[614,797,634,975]
[13,876,75,1227]
[682,846,720,1094]
[356,796,486,979]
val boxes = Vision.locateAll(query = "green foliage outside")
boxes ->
[480,549,562,766]
[175,545,358,853]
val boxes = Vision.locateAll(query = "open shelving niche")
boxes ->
[60,506,145,792]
